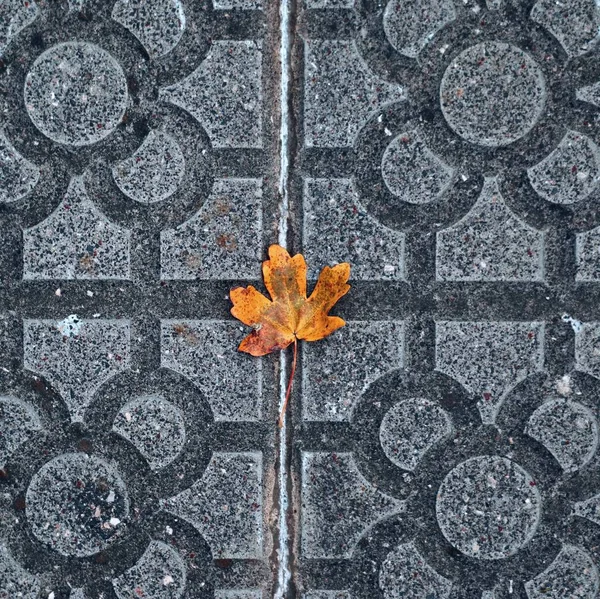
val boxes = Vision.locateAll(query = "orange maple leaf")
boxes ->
[230,244,350,426]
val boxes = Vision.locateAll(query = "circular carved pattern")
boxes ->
[436,456,541,560]
[26,453,130,557]
[440,42,546,147]
[24,42,128,146]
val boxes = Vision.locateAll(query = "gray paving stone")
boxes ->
[159,41,263,148]
[577,82,600,108]
[302,321,404,421]
[160,320,262,421]
[213,0,263,9]
[0,395,41,469]
[303,40,406,147]
[527,131,600,205]
[162,452,263,559]
[0,131,39,204]
[436,456,542,560]
[574,492,600,527]
[305,0,353,8]
[379,542,452,599]
[436,178,545,282]
[301,452,405,559]
[303,592,350,599]
[379,397,452,472]
[112,395,186,471]
[576,226,600,281]
[0,0,38,57]
[112,540,186,599]
[383,0,456,58]
[440,42,546,147]
[525,398,598,473]
[524,545,599,598]
[112,130,186,205]
[24,42,129,146]
[111,0,186,59]
[0,543,39,598]
[23,177,131,280]
[575,322,600,380]
[23,318,131,422]
[26,452,130,557]
[303,179,405,280]
[160,179,262,280]
[215,591,263,599]
[435,321,545,424]
[70,589,86,599]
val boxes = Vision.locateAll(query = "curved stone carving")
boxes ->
[160,179,262,280]
[525,545,600,598]
[303,40,405,147]
[379,542,452,599]
[435,321,545,424]
[526,398,598,472]
[531,0,600,58]
[160,41,263,148]
[113,541,186,599]
[574,493,600,526]
[382,130,455,204]
[160,320,262,421]
[302,320,404,421]
[23,177,131,280]
[301,452,405,558]
[112,130,185,204]
[380,398,452,471]
[436,178,545,282]
[0,0,39,57]
[528,131,600,205]
[0,131,39,203]
[0,543,40,598]
[24,318,130,422]
[113,395,186,470]
[0,396,42,468]
[383,0,456,58]
[303,179,405,281]
[112,0,186,59]
[163,452,263,559]
[577,82,600,108]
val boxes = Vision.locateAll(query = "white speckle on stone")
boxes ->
[163,574,174,585]
[109,517,120,526]
[165,525,173,535]
[86,290,93,297]
[106,490,115,503]
[556,374,572,396]
[56,314,81,337]
[55,288,61,296]
[562,313,583,333]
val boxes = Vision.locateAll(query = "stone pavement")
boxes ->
[2,0,600,598]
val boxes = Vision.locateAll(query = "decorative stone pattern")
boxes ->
[303,179,405,280]
[436,456,542,560]
[26,453,130,557]
[577,82,600,108]
[161,179,262,280]
[435,321,545,424]
[436,178,545,281]
[379,543,452,599]
[383,0,456,58]
[525,399,598,473]
[24,42,128,146]
[0,396,42,468]
[23,177,131,280]
[531,0,600,58]
[576,226,600,281]
[440,42,546,147]
[112,395,186,471]
[0,0,38,57]
[302,321,404,421]
[0,543,39,598]
[112,130,185,204]
[574,493,600,526]
[23,318,131,422]
[527,131,600,205]
[160,320,262,421]
[111,0,186,59]
[381,130,455,204]
[163,452,263,559]
[0,131,39,203]
[303,40,406,147]
[575,322,600,380]
[113,541,186,599]
[380,398,452,471]
[524,545,600,598]
[160,41,263,148]
[301,452,405,559]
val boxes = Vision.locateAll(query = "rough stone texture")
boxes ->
[303,593,350,599]
[303,179,405,280]
[0,131,39,203]
[0,396,41,468]
[574,493,600,527]
[575,322,600,380]
[160,41,263,148]
[435,321,545,424]
[0,0,38,57]
[213,0,263,8]
[160,179,262,279]
[436,178,545,281]
[301,452,405,558]
[215,591,263,599]
[436,456,542,560]
[163,452,263,559]
[576,226,600,281]
[0,543,39,598]
[577,81,600,108]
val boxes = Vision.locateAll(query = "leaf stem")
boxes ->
[278,337,297,428]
